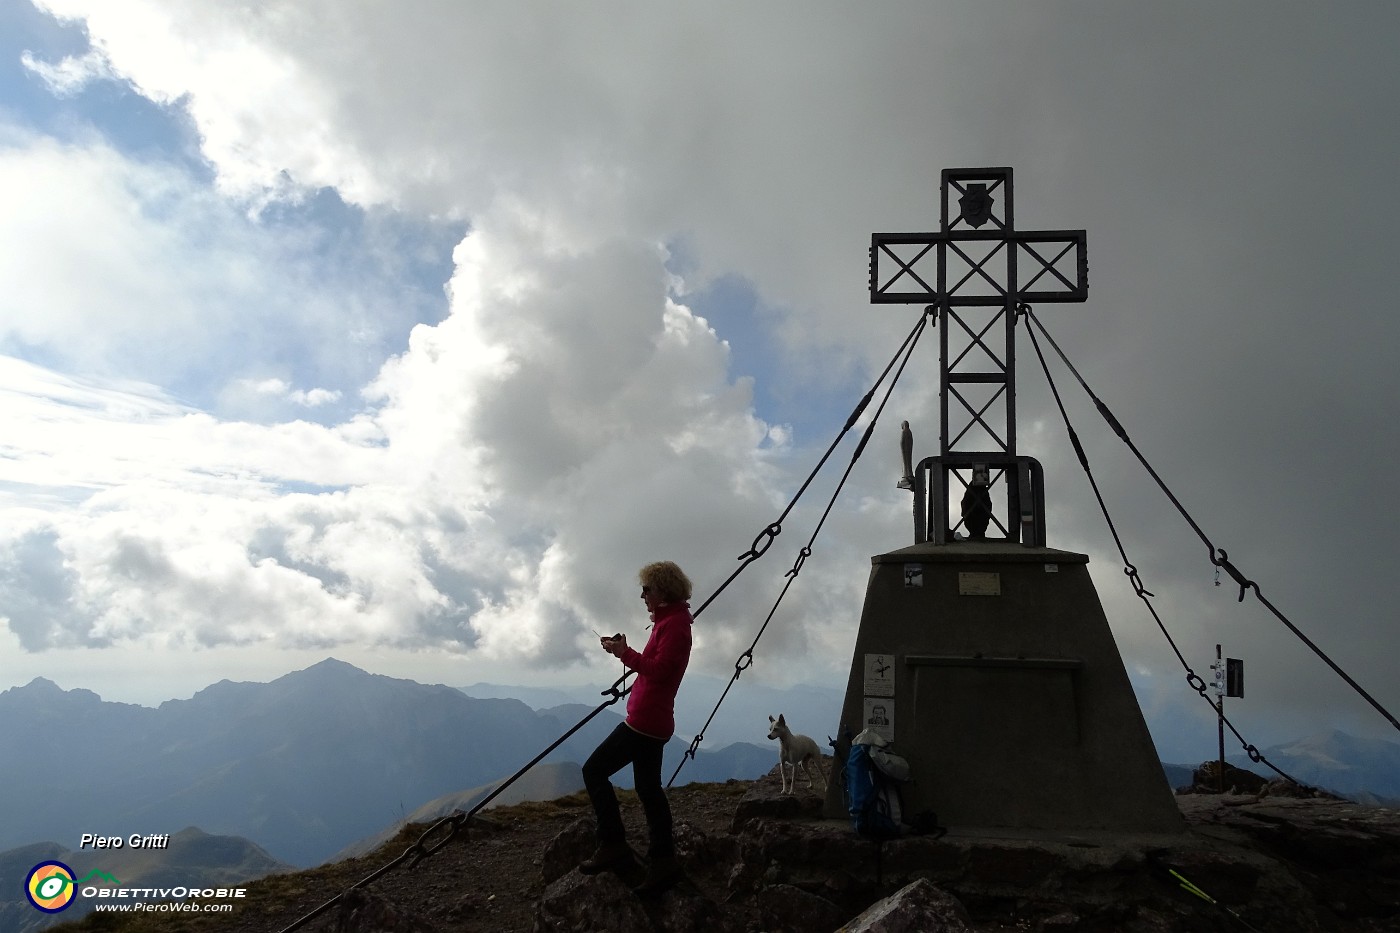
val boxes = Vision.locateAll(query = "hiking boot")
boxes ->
[632,854,683,897]
[578,841,634,875]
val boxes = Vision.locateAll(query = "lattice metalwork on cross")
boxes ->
[870,167,1087,544]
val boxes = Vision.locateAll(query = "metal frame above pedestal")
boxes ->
[869,167,1086,545]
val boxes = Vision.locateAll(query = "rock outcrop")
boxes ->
[839,878,971,932]
[533,772,1400,932]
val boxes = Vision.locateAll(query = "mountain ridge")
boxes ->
[3,659,1396,873]
[0,660,784,867]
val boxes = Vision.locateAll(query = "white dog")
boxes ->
[766,714,828,795]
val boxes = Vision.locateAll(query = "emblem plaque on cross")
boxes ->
[958,182,994,228]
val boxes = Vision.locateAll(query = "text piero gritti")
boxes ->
[79,833,170,849]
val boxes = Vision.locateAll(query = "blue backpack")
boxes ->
[845,741,904,841]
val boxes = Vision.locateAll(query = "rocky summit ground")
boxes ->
[52,767,1400,933]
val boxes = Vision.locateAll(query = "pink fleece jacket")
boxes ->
[620,601,693,740]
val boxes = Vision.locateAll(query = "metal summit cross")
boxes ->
[827,177,1181,836]
[870,167,1087,545]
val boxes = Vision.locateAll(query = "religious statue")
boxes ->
[897,421,915,490]
[960,464,993,540]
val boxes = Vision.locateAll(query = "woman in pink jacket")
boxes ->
[580,561,694,895]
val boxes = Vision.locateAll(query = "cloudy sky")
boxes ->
[1,1,1397,764]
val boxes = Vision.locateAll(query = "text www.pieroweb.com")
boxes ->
[93,901,236,913]
[85,886,244,914]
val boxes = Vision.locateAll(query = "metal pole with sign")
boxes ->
[1210,646,1246,793]
[1214,645,1225,792]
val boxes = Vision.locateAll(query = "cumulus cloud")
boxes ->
[235,377,342,408]
[0,204,843,674]
[0,125,454,416]
[20,48,119,96]
[3,1,1398,753]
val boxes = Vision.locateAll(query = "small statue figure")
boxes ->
[897,421,915,490]
[960,464,993,540]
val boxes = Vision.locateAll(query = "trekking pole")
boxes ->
[1168,869,1263,931]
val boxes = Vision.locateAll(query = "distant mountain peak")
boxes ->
[308,657,359,670]
[1274,729,1381,754]
[17,676,62,693]
[255,658,373,691]
[1,676,103,705]
[298,657,368,676]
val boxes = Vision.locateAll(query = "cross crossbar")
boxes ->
[869,229,1087,305]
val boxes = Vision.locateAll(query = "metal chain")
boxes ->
[279,676,634,932]
[691,309,930,619]
[1022,306,1399,737]
[668,308,932,787]
[279,308,933,931]
[1019,304,1305,785]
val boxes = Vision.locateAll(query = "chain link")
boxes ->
[1019,308,1400,739]
[280,309,931,931]
[1022,305,1311,786]
[279,681,631,932]
[667,310,930,787]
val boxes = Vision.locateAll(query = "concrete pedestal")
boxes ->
[823,541,1184,834]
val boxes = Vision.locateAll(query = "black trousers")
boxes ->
[582,722,673,858]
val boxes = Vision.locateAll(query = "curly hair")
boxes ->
[638,561,692,604]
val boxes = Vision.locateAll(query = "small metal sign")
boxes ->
[958,571,1001,596]
[864,653,895,697]
[904,563,924,587]
[862,697,895,743]
[1226,658,1244,698]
